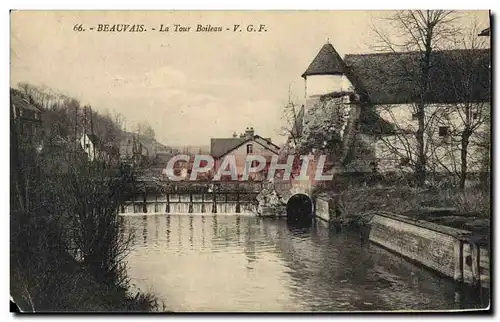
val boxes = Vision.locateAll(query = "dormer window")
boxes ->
[246,144,253,154]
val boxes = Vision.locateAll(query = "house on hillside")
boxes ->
[80,133,119,163]
[211,127,280,181]
[298,41,491,177]
[160,154,191,180]
[119,133,149,165]
[119,132,176,166]
[152,151,176,175]
[10,93,44,144]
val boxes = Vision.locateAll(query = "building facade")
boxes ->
[211,128,280,181]
[298,42,491,178]
[11,93,43,143]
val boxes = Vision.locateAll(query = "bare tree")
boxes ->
[113,110,126,132]
[280,101,304,147]
[371,10,461,186]
[427,20,490,188]
[136,121,156,139]
[279,85,305,148]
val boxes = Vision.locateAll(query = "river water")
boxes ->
[123,214,487,312]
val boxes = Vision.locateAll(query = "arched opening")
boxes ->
[286,193,313,222]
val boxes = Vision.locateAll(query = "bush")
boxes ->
[448,188,490,217]
[10,123,161,311]
[327,185,489,216]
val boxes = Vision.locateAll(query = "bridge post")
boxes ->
[166,193,170,213]
[212,190,217,214]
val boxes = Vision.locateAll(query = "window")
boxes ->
[246,144,253,154]
[472,112,479,120]
[25,123,32,135]
[411,113,418,121]
[438,126,450,137]
[400,157,410,166]
[251,160,258,168]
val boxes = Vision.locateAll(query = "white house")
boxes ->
[298,42,491,178]
[80,133,98,161]
[80,133,118,162]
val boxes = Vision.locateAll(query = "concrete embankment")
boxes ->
[314,195,490,289]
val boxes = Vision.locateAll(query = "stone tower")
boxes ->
[301,41,353,111]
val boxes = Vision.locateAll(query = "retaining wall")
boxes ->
[314,195,490,289]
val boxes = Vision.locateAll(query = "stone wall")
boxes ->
[312,195,490,289]
[368,213,489,288]
[314,196,330,222]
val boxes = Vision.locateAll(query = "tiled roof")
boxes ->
[210,138,246,158]
[344,49,490,105]
[210,135,279,158]
[11,95,43,112]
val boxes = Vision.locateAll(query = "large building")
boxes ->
[298,42,490,176]
[210,127,280,181]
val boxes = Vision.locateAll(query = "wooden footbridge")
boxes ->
[121,177,314,216]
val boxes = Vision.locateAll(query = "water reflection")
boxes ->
[154,215,159,245]
[177,215,182,248]
[235,216,241,247]
[165,215,171,247]
[142,215,147,245]
[124,214,488,312]
[201,215,205,246]
[189,215,194,247]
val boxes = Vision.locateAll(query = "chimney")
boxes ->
[245,127,255,139]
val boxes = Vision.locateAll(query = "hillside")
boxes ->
[11,84,176,162]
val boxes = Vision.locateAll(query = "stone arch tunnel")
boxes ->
[286,193,313,222]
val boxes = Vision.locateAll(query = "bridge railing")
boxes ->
[133,180,266,194]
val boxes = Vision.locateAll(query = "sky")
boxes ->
[10,10,490,147]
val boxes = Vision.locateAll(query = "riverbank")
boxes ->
[10,147,165,312]
[313,186,490,290]
[10,252,163,312]
[10,208,165,312]
[315,186,490,242]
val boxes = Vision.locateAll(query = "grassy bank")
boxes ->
[10,234,163,312]
[10,167,165,312]
[315,185,490,244]
[11,135,164,312]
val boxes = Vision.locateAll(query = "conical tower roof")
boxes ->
[301,42,346,78]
